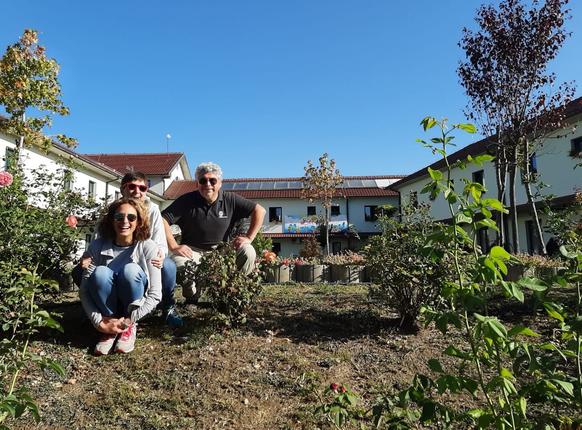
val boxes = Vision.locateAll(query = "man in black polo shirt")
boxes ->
[162,162,266,303]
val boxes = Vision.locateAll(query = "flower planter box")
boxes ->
[330,264,361,283]
[264,265,291,283]
[296,264,325,283]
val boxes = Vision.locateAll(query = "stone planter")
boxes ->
[506,264,535,282]
[296,264,325,283]
[330,265,361,283]
[264,265,291,283]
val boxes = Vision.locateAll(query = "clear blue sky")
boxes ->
[1,1,581,178]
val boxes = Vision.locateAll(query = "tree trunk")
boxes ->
[324,206,330,256]
[495,143,508,249]
[508,162,519,253]
[522,138,547,255]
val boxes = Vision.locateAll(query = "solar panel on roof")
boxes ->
[288,181,302,189]
[362,180,376,187]
[222,183,235,190]
[261,182,275,189]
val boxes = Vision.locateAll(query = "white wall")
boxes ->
[395,117,582,253]
[347,196,399,233]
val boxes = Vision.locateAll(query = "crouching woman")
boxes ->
[80,198,162,355]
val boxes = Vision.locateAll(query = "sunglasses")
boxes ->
[198,177,218,185]
[114,212,138,222]
[124,183,148,192]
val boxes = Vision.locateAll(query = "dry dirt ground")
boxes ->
[8,283,576,429]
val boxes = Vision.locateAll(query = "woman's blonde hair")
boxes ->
[98,198,150,242]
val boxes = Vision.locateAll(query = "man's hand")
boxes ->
[80,255,92,269]
[151,249,164,269]
[97,317,126,334]
[232,235,251,250]
[171,244,194,258]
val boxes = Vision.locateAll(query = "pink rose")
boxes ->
[66,215,78,228]
[0,171,13,187]
[330,383,339,392]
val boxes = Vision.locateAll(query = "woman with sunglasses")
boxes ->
[79,198,162,355]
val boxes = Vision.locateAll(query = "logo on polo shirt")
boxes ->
[218,210,228,219]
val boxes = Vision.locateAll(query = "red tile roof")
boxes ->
[163,180,400,200]
[391,96,582,189]
[83,153,184,176]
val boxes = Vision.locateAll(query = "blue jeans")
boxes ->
[161,256,177,309]
[87,264,147,317]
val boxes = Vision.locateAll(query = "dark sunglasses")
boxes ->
[124,183,148,192]
[114,212,138,222]
[198,177,218,185]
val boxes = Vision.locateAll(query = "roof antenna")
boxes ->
[165,133,172,153]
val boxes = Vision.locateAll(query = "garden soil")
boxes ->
[8,284,566,429]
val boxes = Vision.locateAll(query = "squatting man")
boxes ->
[162,162,266,303]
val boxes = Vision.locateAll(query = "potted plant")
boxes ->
[295,257,325,283]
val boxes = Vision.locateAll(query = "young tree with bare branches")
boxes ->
[301,153,343,255]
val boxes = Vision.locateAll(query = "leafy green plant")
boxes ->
[0,263,65,428]
[251,230,273,257]
[195,244,263,327]
[315,383,364,429]
[372,118,581,428]
[364,204,454,331]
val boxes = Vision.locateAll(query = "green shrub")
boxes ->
[194,244,263,327]
[365,204,453,330]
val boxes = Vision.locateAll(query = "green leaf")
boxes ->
[507,325,539,337]
[552,379,574,397]
[455,212,472,225]
[427,358,443,373]
[489,246,510,261]
[427,167,443,181]
[518,397,527,418]
[421,117,438,131]
[456,123,477,133]
[510,283,524,303]
[518,277,548,292]
[500,368,514,380]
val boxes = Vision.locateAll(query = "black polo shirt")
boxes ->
[162,190,256,250]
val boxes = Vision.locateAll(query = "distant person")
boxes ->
[162,162,266,303]
[79,198,161,355]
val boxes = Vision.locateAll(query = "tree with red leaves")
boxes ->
[458,0,576,254]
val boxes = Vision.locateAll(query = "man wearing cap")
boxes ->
[162,162,266,303]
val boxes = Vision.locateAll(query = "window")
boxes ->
[472,170,484,186]
[272,242,281,255]
[307,206,316,216]
[477,228,490,253]
[332,241,342,254]
[63,170,72,191]
[4,147,16,170]
[147,179,152,188]
[525,220,542,255]
[269,207,282,223]
[115,191,121,200]
[88,180,96,199]
[521,153,538,183]
[364,205,378,222]
[570,136,582,157]
[410,191,418,208]
[330,205,340,216]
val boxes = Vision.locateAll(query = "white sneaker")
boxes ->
[115,323,137,353]
[94,333,117,356]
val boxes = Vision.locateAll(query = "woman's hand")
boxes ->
[97,317,126,334]
[150,249,164,269]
